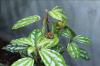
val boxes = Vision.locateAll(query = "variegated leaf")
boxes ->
[37,35,59,48]
[2,44,28,53]
[62,28,73,38]
[12,15,40,29]
[67,42,89,60]
[11,37,34,47]
[11,57,34,66]
[39,49,67,66]
[27,46,36,56]
[48,6,67,21]
[73,35,91,44]
[29,29,59,48]
[62,26,76,38]
[29,29,42,45]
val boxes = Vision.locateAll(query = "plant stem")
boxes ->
[42,9,50,34]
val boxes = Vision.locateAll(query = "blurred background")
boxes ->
[0,0,100,66]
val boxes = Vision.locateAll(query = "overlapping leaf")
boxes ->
[10,37,34,47]
[37,35,59,48]
[12,15,40,29]
[11,57,34,66]
[2,44,28,53]
[39,49,67,66]
[48,6,66,21]
[27,46,36,56]
[29,29,59,48]
[62,26,76,38]
[73,35,91,44]
[67,42,89,60]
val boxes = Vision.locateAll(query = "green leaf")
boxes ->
[73,35,91,44]
[11,37,34,47]
[27,46,36,56]
[11,57,34,66]
[37,34,59,48]
[48,6,67,21]
[39,49,67,66]
[2,44,28,53]
[62,28,73,38]
[12,15,40,29]
[67,42,89,60]
[62,26,76,38]
[29,29,59,48]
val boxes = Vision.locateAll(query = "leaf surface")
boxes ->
[67,42,89,60]
[39,49,67,66]
[12,15,40,29]
[11,57,34,66]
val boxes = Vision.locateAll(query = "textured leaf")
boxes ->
[39,49,67,66]
[62,26,76,38]
[73,35,91,44]
[67,42,89,60]
[11,57,34,66]
[29,29,59,48]
[37,35,59,48]
[27,46,36,56]
[48,6,67,21]
[12,15,40,29]
[29,29,42,45]
[2,44,28,53]
[62,28,73,38]
[11,37,34,47]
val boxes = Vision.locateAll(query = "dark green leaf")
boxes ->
[62,26,76,38]
[2,44,28,53]
[73,35,91,44]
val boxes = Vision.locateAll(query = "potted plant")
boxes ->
[2,6,91,66]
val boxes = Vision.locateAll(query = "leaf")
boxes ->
[39,49,67,66]
[12,15,40,29]
[2,44,28,53]
[11,37,35,47]
[79,48,90,60]
[11,57,34,66]
[67,42,89,60]
[73,35,91,44]
[48,6,67,21]
[37,35,59,48]
[62,26,76,38]
[27,46,36,56]
[29,29,59,48]
[62,29,73,38]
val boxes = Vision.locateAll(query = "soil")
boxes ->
[0,38,21,66]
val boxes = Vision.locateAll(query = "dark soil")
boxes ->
[0,38,21,66]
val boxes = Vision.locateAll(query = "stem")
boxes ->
[42,9,50,34]
[35,9,49,66]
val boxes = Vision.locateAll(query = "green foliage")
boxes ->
[61,26,76,38]
[48,6,67,21]
[67,42,89,60]
[39,49,67,66]
[12,15,40,29]
[11,57,34,66]
[11,37,35,47]
[73,35,91,44]
[2,6,91,66]
[2,44,28,53]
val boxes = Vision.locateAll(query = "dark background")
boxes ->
[0,0,100,66]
